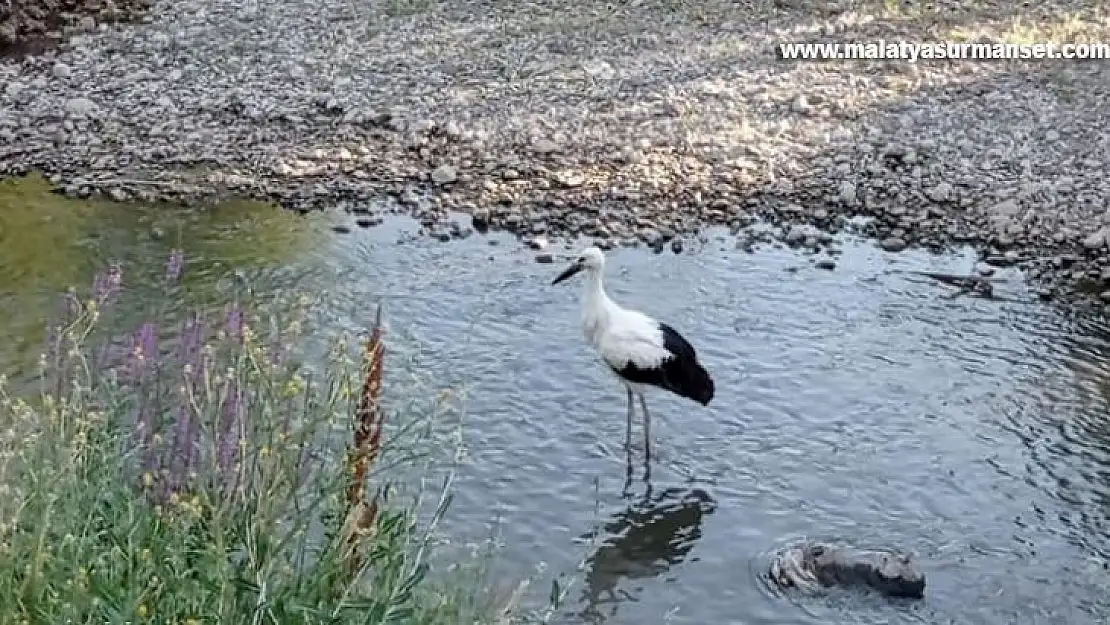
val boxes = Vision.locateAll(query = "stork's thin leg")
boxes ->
[622,443,634,497]
[625,387,634,453]
[639,395,652,462]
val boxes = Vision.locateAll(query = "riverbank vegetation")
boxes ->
[0,253,547,624]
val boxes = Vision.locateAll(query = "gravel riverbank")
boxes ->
[1,0,1109,302]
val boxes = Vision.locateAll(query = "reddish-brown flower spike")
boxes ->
[343,304,385,574]
[348,303,384,506]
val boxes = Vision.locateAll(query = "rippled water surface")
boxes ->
[3,177,1110,625]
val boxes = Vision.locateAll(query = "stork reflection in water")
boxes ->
[577,482,717,623]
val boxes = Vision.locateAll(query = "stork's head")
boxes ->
[551,247,605,285]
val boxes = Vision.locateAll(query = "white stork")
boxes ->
[551,247,715,458]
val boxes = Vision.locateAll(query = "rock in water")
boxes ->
[880,237,907,252]
[770,542,926,599]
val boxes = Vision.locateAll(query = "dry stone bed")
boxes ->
[1,0,1109,302]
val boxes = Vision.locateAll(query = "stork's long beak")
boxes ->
[552,262,583,285]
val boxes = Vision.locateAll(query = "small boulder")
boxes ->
[880,236,907,252]
[430,165,457,185]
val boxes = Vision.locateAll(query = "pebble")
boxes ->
[837,181,857,205]
[880,237,907,252]
[471,210,490,231]
[791,95,812,115]
[430,165,456,184]
[533,139,559,154]
[64,97,98,118]
[926,182,953,203]
[1083,227,1107,250]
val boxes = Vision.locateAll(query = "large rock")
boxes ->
[770,542,926,599]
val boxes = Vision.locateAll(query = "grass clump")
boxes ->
[0,251,513,625]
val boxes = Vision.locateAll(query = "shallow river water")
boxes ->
[2,176,1110,625]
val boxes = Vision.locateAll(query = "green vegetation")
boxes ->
[0,254,560,625]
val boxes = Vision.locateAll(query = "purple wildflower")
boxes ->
[166,249,185,284]
[167,399,197,493]
[125,323,160,385]
[163,311,205,496]
[134,392,155,473]
[140,322,159,373]
[216,379,243,490]
[225,304,243,345]
[177,311,205,381]
[122,322,163,488]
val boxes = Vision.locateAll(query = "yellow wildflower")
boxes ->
[281,375,304,398]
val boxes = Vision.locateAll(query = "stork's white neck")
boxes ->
[581,267,614,347]
[582,267,606,306]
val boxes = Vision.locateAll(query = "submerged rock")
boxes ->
[770,542,925,599]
